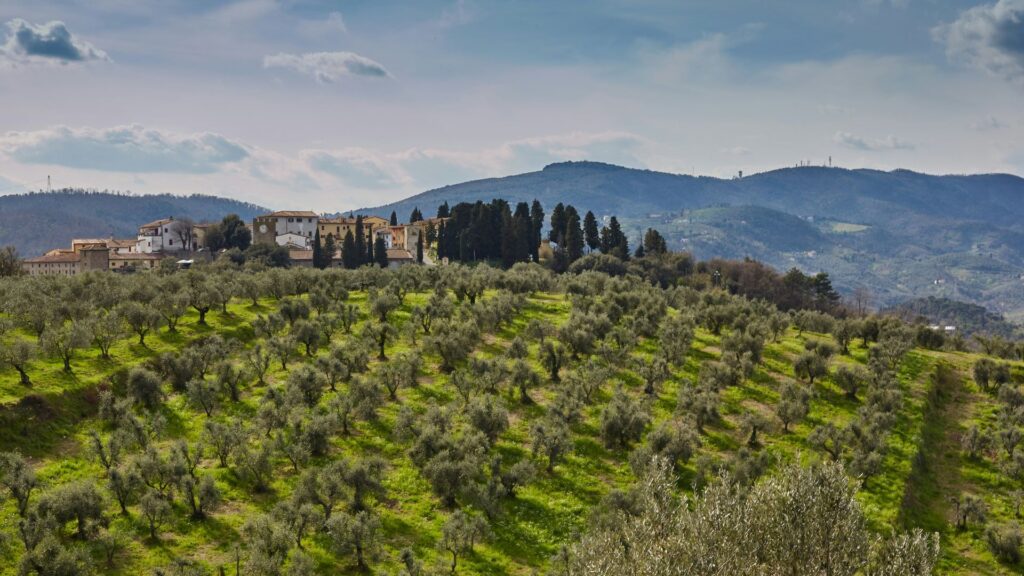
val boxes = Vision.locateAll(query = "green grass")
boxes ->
[0,289,1019,574]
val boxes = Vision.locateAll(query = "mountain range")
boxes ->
[0,190,266,258]
[3,163,1024,322]
[362,161,1024,321]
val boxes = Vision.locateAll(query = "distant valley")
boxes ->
[4,163,1024,322]
[364,162,1024,322]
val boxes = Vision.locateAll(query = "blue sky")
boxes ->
[0,0,1022,210]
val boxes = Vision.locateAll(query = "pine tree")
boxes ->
[390,211,398,226]
[312,228,324,269]
[437,201,450,218]
[410,207,423,223]
[354,216,366,267]
[342,231,357,269]
[549,203,566,245]
[374,238,388,268]
[583,211,600,253]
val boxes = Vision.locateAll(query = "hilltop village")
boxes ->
[21,210,441,275]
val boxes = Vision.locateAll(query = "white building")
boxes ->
[137,217,180,253]
[253,211,319,248]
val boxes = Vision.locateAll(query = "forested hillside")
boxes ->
[363,163,1024,320]
[886,297,1021,339]
[1,258,1023,574]
[0,190,266,256]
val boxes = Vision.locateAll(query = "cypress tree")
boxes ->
[437,201,450,218]
[323,233,336,268]
[367,232,375,264]
[565,210,584,263]
[312,228,324,269]
[354,216,366,266]
[437,221,447,259]
[416,234,424,263]
[410,207,423,223]
[390,211,398,226]
[374,238,388,267]
[583,211,600,252]
[530,200,544,262]
[549,203,566,244]
[342,231,357,269]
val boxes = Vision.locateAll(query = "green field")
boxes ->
[0,265,1023,575]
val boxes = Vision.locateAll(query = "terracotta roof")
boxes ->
[110,252,162,261]
[108,239,137,248]
[139,217,174,229]
[261,211,319,218]
[25,253,80,264]
[386,248,415,261]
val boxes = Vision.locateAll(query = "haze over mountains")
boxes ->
[4,162,1024,320]
[363,161,1024,320]
[0,190,266,258]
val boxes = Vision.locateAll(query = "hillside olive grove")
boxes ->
[0,251,1019,575]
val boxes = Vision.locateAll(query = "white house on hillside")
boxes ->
[252,211,319,248]
[137,217,178,253]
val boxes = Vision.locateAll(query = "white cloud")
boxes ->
[972,115,1008,130]
[263,51,390,83]
[934,0,1024,83]
[833,131,915,151]
[0,124,248,173]
[0,19,109,67]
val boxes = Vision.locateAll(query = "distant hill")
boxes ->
[0,189,267,257]
[362,162,1024,320]
[885,296,1021,338]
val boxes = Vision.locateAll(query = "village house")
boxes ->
[317,215,390,248]
[24,238,164,275]
[252,211,319,248]
[137,217,180,253]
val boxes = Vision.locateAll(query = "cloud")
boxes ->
[304,149,406,189]
[0,19,109,66]
[934,0,1024,83]
[972,115,1008,130]
[833,131,915,151]
[0,125,248,173]
[263,51,390,83]
[296,131,646,192]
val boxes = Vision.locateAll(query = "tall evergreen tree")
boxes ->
[410,207,423,223]
[367,232,375,264]
[323,233,336,268]
[565,210,584,263]
[583,211,600,253]
[354,216,366,267]
[342,231,357,269]
[600,216,629,260]
[390,211,398,226]
[374,238,388,268]
[416,234,424,263]
[643,228,668,255]
[437,201,450,218]
[437,221,447,259]
[549,203,566,245]
[312,228,325,269]
[530,200,544,262]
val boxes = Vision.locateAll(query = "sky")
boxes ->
[0,0,1022,211]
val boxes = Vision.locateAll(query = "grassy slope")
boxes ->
[0,290,1021,574]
